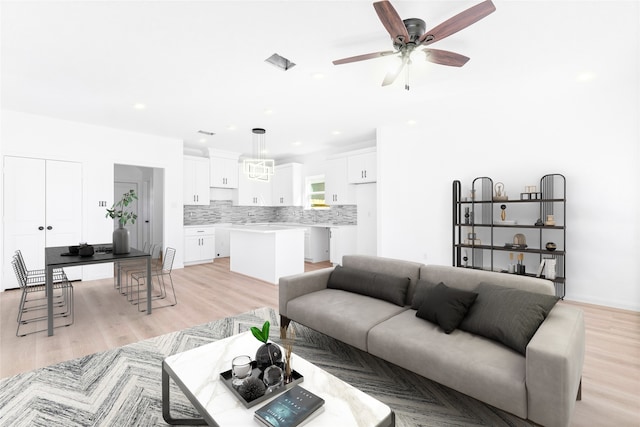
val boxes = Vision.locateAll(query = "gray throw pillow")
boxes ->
[410,279,439,309]
[459,282,560,355]
[415,283,478,334]
[327,265,410,307]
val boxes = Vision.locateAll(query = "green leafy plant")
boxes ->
[106,189,138,226]
[251,320,270,343]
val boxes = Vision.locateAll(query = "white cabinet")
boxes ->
[213,224,231,258]
[329,226,357,265]
[272,163,303,206]
[209,150,240,189]
[234,168,272,206]
[347,151,377,184]
[324,157,355,205]
[184,226,216,265]
[183,156,210,205]
[306,226,330,263]
[3,156,82,289]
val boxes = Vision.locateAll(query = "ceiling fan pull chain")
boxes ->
[405,61,410,91]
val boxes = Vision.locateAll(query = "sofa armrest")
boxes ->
[278,267,334,318]
[526,304,585,427]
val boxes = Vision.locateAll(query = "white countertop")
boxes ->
[228,224,307,233]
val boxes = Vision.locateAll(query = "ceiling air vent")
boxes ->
[265,53,296,71]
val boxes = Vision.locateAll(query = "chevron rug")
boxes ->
[0,307,533,427]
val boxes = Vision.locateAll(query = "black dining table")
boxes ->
[45,244,152,336]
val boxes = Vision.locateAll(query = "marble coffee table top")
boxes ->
[164,331,394,426]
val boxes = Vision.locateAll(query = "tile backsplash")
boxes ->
[184,200,357,226]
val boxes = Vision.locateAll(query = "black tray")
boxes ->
[219,361,304,408]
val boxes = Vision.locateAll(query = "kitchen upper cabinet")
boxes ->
[234,166,272,206]
[324,157,355,205]
[347,151,377,184]
[272,163,303,206]
[183,156,210,205]
[209,149,240,189]
[184,226,216,265]
[3,156,82,289]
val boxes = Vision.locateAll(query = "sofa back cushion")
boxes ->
[328,265,410,307]
[459,282,560,355]
[342,255,423,305]
[417,265,555,301]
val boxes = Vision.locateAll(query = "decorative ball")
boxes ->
[546,242,557,251]
[255,343,282,371]
[238,376,266,402]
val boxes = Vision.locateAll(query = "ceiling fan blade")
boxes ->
[373,1,410,44]
[382,55,410,86]
[419,0,496,45]
[332,50,396,65]
[423,48,470,67]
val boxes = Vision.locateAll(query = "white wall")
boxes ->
[1,110,185,282]
[376,41,640,311]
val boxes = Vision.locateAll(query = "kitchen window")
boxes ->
[306,175,328,209]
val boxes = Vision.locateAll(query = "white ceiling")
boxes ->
[2,1,635,161]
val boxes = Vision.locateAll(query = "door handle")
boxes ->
[38,226,45,231]
[47,226,53,230]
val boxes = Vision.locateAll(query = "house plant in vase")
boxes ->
[105,189,138,254]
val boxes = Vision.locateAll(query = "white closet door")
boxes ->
[3,157,46,289]
[2,157,83,289]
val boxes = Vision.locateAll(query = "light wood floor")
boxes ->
[1,258,638,426]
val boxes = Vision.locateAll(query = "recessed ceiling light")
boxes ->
[264,109,275,115]
[312,72,325,80]
[332,130,342,135]
[407,119,417,125]
[199,138,207,143]
[133,103,146,110]
[292,141,302,146]
[576,71,596,82]
[227,125,237,131]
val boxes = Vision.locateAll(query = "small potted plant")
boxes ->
[251,321,282,372]
[106,189,138,254]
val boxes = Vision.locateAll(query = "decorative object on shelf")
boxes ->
[536,259,546,277]
[508,253,516,273]
[467,232,476,240]
[251,321,283,372]
[106,189,138,254]
[544,258,557,280]
[464,207,470,224]
[470,189,476,200]
[545,242,557,251]
[238,376,266,402]
[505,233,527,249]
[535,218,544,226]
[493,182,508,201]
[263,365,284,393]
[78,243,95,257]
[232,355,253,387]
[516,253,525,275]
[521,185,542,200]
[462,251,468,267]
[243,128,275,182]
[544,214,556,226]
[500,204,507,221]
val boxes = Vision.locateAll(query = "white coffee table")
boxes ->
[162,331,395,426]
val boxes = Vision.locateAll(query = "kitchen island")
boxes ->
[228,225,305,284]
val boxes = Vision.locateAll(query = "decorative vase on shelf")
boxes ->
[113,224,130,254]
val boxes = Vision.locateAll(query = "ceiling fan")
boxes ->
[333,0,496,90]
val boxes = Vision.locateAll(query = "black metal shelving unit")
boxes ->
[453,174,566,298]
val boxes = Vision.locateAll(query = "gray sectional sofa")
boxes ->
[279,255,585,427]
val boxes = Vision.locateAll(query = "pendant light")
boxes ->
[243,128,275,182]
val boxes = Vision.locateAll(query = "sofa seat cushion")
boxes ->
[367,309,528,418]
[286,289,408,351]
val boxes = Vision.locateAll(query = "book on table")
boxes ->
[254,385,325,427]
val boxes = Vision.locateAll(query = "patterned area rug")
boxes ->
[0,307,533,426]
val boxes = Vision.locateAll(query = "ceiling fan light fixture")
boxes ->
[243,127,275,182]
[265,53,296,71]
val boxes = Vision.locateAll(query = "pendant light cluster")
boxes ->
[243,128,275,182]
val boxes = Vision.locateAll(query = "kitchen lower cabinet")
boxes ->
[184,226,216,265]
[329,226,357,265]
[305,227,330,263]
